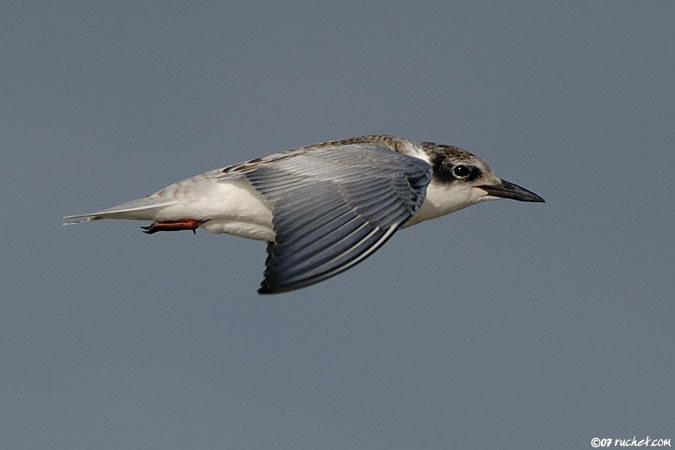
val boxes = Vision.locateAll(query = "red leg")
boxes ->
[141,219,206,234]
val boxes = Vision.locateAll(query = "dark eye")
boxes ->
[453,165,471,178]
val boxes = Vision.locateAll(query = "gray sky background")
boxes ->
[2,2,674,449]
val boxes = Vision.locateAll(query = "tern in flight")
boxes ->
[64,135,544,293]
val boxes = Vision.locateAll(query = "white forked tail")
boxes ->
[62,197,178,225]
[63,166,235,226]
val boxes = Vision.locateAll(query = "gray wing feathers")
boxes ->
[246,144,432,294]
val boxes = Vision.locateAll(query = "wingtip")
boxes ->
[257,279,299,295]
[257,283,280,295]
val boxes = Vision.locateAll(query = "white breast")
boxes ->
[403,180,487,228]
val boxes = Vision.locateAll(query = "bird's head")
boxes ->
[410,142,544,223]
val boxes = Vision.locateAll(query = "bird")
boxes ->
[64,135,544,294]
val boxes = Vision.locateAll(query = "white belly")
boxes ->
[155,178,275,241]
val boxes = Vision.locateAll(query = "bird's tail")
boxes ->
[62,197,177,225]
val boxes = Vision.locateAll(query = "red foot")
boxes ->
[141,219,206,234]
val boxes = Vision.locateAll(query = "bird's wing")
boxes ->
[242,143,432,294]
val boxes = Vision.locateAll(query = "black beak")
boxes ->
[479,179,545,202]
